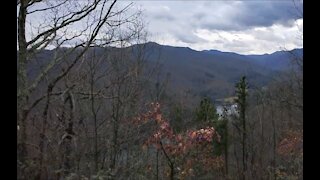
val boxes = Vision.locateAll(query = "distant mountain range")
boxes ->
[188,44,302,71]
[27,42,303,101]
[133,42,302,99]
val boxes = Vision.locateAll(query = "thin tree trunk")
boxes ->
[260,104,265,178]
[242,106,246,180]
[91,75,99,172]
[64,92,75,177]
[160,141,174,180]
[156,149,159,180]
[225,121,229,178]
[170,163,174,180]
[38,84,54,179]
[17,0,29,169]
[271,106,276,180]
[111,93,120,169]
[233,128,241,180]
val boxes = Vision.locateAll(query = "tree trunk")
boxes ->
[239,102,247,180]
[156,149,159,180]
[111,98,120,169]
[170,162,174,180]
[17,0,29,168]
[271,106,276,180]
[63,92,75,177]
[224,121,229,178]
[91,76,99,173]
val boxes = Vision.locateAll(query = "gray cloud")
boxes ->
[192,1,302,31]
[193,12,206,21]
[174,32,207,44]
[134,1,303,54]
[235,2,301,28]
[152,13,175,21]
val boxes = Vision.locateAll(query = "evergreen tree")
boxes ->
[235,76,249,180]
[195,97,218,126]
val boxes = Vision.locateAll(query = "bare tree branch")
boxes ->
[27,0,68,15]
[26,0,101,47]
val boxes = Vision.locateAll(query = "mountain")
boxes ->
[246,48,303,71]
[27,42,302,101]
[203,48,303,71]
[131,42,301,100]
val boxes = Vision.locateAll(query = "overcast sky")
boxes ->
[132,0,303,55]
[23,0,303,55]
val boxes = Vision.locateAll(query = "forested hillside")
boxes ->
[17,0,303,179]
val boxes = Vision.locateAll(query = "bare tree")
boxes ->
[17,0,144,179]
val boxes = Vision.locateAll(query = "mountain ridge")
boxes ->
[27,42,302,101]
[138,41,302,56]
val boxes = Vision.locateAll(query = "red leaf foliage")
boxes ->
[277,130,303,157]
[134,102,223,177]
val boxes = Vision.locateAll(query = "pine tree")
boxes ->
[195,97,218,126]
[235,76,249,180]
